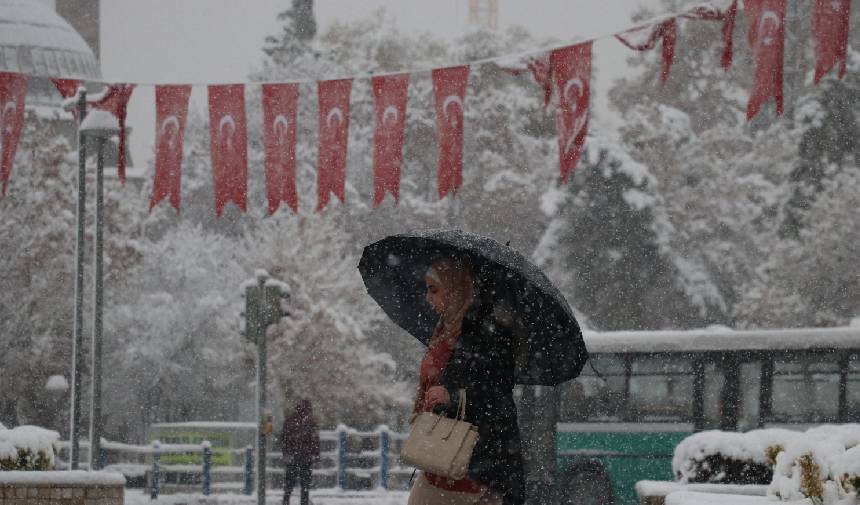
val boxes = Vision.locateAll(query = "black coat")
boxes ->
[440,305,525,505]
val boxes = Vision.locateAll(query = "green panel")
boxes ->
[557,429,691,505]
[148,430,232,466]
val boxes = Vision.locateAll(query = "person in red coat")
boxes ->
[282,399,320,505]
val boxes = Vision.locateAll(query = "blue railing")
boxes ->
[57,425,412,497]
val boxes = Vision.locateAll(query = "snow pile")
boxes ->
[768,425,860,505]
[0,425,60,471]
[673,430,796,485]
[833,446,860,496]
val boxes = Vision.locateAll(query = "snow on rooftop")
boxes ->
[0,0,100,79]
[79,109,120,134]
[584,326,860,354]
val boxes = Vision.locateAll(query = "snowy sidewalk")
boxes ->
[124,489,409,505]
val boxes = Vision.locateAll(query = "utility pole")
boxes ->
[68,87,87,470]
[243,270,290,505]
[79,110,120,472]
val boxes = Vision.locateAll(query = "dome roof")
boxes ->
[0,0,100,79]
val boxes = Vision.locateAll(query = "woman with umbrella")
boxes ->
[360,230,589,505]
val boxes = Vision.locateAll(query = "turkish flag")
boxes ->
[812,0,850,84]
[317,79,352,211]
[616,18,677,83]
[550,42,592,184]
[51,78,79,99]
[0,72,28,195]
[432,66,470,199]
[371,74,409,207]
[208,84,248,216]
[89,84,135,184]
[684,0,738,70]
[745,0,786,120]
[263,83,299,214]
[150,85,191,213]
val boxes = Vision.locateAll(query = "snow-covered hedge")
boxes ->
[768,424,860,505]
[673,429,798,484]
[673,425,860,505]
[0,425,59,471]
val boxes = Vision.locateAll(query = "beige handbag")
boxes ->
[400,389,479,480]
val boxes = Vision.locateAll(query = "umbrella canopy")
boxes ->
[358,229,588,385]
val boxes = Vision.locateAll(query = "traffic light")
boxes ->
[243,278,290,343]
[262,283,290,328]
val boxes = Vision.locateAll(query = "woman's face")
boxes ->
[425,274,447,316]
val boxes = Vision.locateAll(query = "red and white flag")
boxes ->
[263,83,299,214]
[150,85,191,213]
[812,0,850,84]
[745,0,786,120]
[208,84,248,216]
[90,84,135,184]
[550,42,592,184]
[683,0,738,70]
[51,78,80,99]
[317,79,352,211]
[0,72,28,195]
[371,74,409,207]
[616,18,677,83]
[432,66,470,199]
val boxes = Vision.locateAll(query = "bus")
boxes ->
[555,326,860,505]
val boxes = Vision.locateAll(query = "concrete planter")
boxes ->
[0,471,125,505]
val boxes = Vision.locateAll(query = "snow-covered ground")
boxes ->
[124,489,408,505]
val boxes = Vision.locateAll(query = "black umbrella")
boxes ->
[358,228,588,385]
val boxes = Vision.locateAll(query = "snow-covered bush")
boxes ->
[833,446,860,497]
[768,424,860,505]
[0,425,59,471]
[672,430,795,485]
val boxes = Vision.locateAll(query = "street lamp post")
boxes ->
[242,270,289,505]
[68,88,87,470]
[79,109,120,471]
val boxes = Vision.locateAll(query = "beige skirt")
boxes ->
[407,473,502,505]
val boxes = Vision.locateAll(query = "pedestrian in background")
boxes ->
[282,399,320,505]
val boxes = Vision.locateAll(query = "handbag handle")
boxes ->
[456,389,467,421]
[440,389,468,441]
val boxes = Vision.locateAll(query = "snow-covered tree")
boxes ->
[0,114,144,429]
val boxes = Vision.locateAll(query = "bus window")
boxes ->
[738,362,762,431]
[772,354,840,423]
[628,356,693,422]
[848,354,860,422]
[559,356,627,422]
[702,363,724,429]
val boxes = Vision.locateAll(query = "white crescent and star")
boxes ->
[442,95,463,126]
[560,78,588,156]
[159,115,180,150]
[218,114,236,150]
[563,78,585,116]
[0,101,18,155]
[273,114,290,152]
[326,107,344,130]
[381,106,399,129]
[563,114,588,156]
[1,101,16,134]
[759,10,780,46]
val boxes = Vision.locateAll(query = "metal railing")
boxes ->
[56,425,413,498]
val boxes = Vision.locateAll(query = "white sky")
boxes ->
[100,0,662,171]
